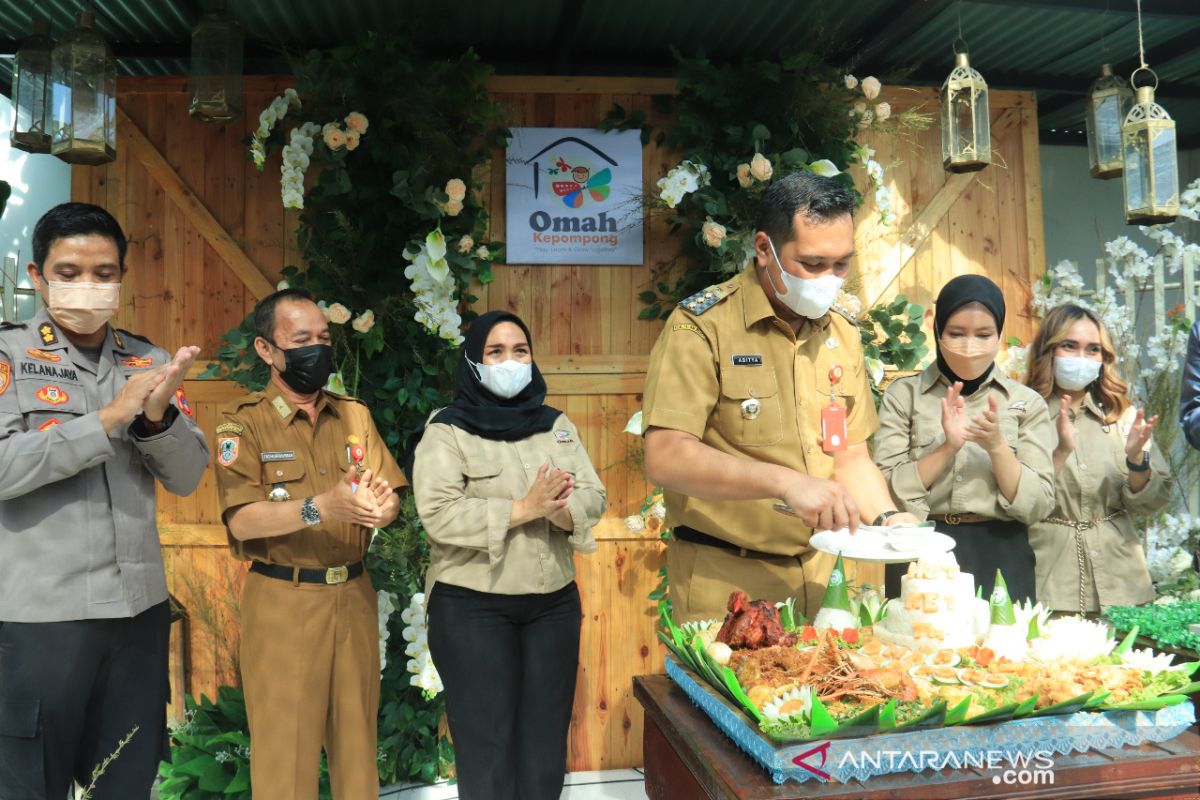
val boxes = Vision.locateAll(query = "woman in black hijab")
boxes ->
[873,275,1055,603]
[410,311,606,800]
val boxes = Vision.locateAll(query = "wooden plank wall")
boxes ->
[69,75,1045,772]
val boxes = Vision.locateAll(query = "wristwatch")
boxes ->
[1126,452,1151,472]
[300,496,322,526]
[873,510,902,526]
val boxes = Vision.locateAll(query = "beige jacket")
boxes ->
[413,413,604,596]
[1029,396,1172,612]
[874,363,1056,524]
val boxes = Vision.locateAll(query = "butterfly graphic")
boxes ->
[550,163,612,208]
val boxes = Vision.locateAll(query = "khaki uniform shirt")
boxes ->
[413,414,604,596]
[0,311,210,622]
[215,383,406,567]
[874,363,1055,523]
[1029,396,1172,612]
[641,266,878,555]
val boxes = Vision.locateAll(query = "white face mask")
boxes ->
[45,280,121,335]
[766,238,844,319]
[470,358,533,399]
[1054,356,1102,391]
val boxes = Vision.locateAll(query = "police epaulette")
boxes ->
[678,283,730,316]
[115,328,154,346]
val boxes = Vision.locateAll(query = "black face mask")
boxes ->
[272,342,334,395]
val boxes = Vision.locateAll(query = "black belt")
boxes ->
[673,525,788,560]
[250,560,364,585]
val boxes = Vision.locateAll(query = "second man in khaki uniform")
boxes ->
[642,172,917,621]
[215,289,405,800]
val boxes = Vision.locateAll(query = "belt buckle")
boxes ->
[325,565,349,585]
[944,513,962,525]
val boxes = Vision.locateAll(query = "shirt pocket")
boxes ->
[716,365,781,447]
[910,416,943,458]
[14,377,88,430]
[462,458,507,499]
[261,459,307,502]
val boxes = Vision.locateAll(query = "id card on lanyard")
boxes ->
[821,365,848,453]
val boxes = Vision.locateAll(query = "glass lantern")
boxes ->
[189,1,244,123]
[10,16,53,154]
[1085,64,1133,179]
[1122,77,1178,225]
[49,9,117,165]
[940,50,991,173]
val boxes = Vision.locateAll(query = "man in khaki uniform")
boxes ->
[643,172,916,621]
[215,289,405,800]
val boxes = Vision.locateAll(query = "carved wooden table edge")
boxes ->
[634,674,1200,800]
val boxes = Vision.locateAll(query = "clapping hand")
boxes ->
[965,393,1006,453]
[144,346,201,421]
[1055,395,1076,456]
[940,381,969,452]
[1123,406,1159,463]
[319,465,387,528]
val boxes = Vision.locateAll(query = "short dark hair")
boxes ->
[32,202,128,271]
[253,288,317,344]
[755,171,857,245]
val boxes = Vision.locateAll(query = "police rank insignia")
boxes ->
[175,387,194,417]
[123,356,153,368]
[26,348,61,362]
[0,362,9,397]
[37,418,62,431]
[553,429,575,444]
[36,385,69,405]
[37,323,58,346]
[217,436,239,466]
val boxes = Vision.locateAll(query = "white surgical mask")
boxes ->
[46,280,121,335]
[1054,356,1102,391]
[766,238,844,319]
[470,358,533,399]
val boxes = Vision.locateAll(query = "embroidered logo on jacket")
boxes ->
[36,385,69,405]
[26,348,62,363]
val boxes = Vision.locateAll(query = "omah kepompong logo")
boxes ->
[528,136,615,209]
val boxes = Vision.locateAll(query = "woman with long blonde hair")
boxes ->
[1025,303,1173,614]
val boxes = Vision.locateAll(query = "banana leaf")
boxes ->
[961,701,1022,725]
[1027,691,1095,718]
[1099,694,1190,712]
[657,631,692,669]
[689,639,732,698]
[891,700,947,732]
[1180,662,1200,678]
[1174,680,1200,695]
[1010,696,1040,718]
[720,666,764,723]
[1112,625,1140,657]
[825,703,883,740]
[1083,691,1112,709]
[943,696,973,726]
[808,696,840,737]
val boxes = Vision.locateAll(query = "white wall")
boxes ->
[0,93,70,320]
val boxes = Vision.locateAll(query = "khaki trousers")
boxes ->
[240,570,380,800]
[667,539,836,622]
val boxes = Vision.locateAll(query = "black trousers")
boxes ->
[0,601,170,800]
[428,581,581,800]
[884,520,1035,604]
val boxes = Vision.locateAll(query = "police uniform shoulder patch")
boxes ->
[678,282,732,316]
[217,436,240,467]
[215,421,244,436]
[0,361,9,397]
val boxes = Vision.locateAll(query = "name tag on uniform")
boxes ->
[731,354,763,366]
[261,451,296,462]
[821,401,848,452]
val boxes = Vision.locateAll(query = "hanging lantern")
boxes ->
[9,15,53,154]
[1121,71,1178,225]
[49,8,117,165]
[940,48,991,173]
[1085,64,1134,179]
[189,1,244,123]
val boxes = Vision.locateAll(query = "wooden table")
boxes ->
[634,675,1200,800]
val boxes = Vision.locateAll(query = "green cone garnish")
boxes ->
[990,570,1016,626]
[822,553,852,611]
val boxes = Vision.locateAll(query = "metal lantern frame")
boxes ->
[1121,68,1179,225]
[49,8,117,166]
[9,15,53,154]
[940,44,991,173]
[189,0,244,123]
[1085,63,1134,180]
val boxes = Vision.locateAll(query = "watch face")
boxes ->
[301,497,321,526]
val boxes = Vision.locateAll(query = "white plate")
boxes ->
[809,526,956,563]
